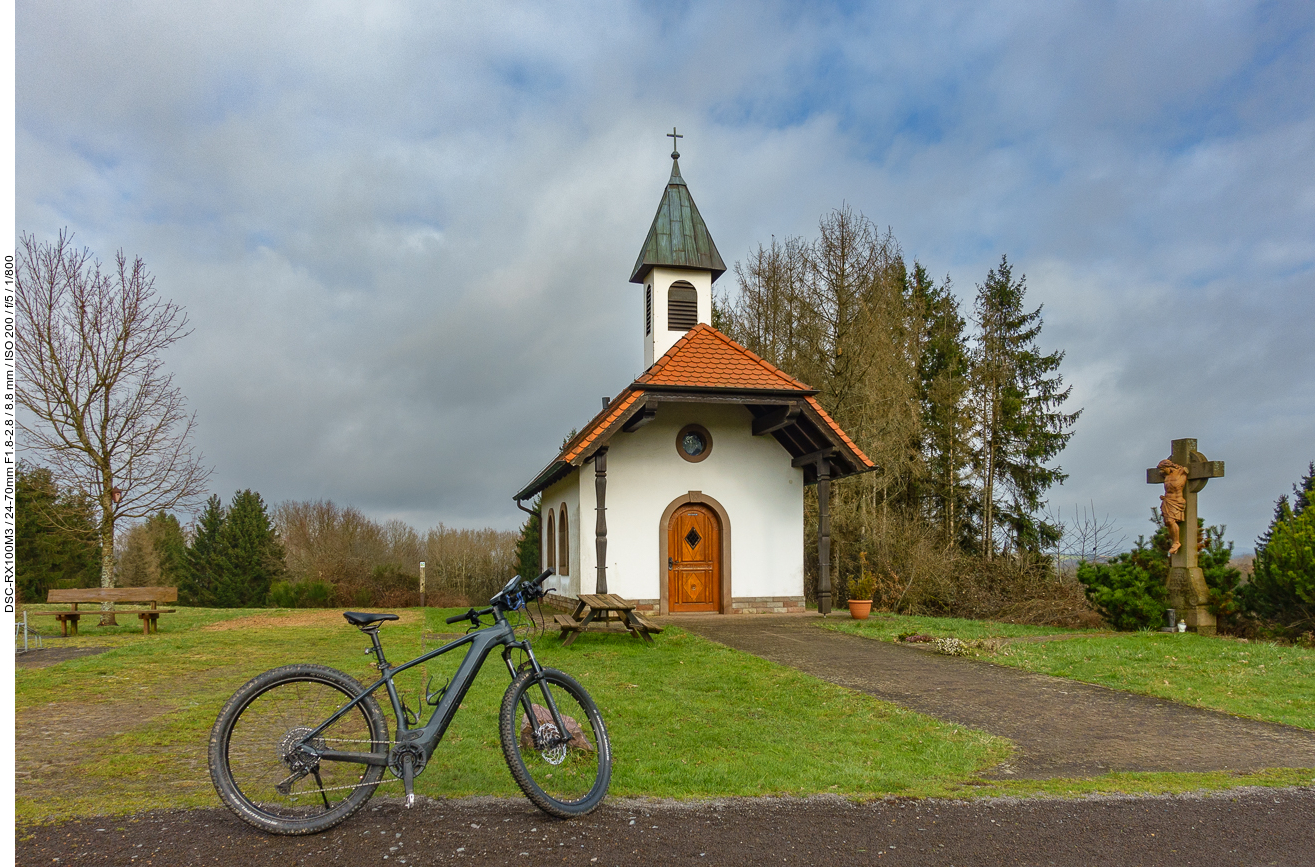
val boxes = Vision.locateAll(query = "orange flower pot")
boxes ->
[848,599,872,620]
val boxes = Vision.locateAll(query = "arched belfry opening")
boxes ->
[667,281,697,332]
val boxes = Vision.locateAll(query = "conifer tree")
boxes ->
[907,264,976,547]
[215,490,286,607]
[16,463,100,602]
[1247,462,1315,630]
[970,255,1080,557]
[181,495,226,606]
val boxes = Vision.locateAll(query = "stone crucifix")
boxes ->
[1146,438,1225,634]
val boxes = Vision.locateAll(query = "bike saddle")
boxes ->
[343,611,400,627]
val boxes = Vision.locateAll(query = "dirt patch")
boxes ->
[202,609,424,631]
[673,614,1315,779]
[16,788,1315,866]
[15,700,180,799]
[15,647,114,669]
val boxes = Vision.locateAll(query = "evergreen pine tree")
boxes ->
[1247,463,1315,631]
[1291,462,1314,516]
[182,495,226,606]
[970,255,1080,556]
[215,490,286,607]
[907,263,976,548]
[16,463,100,602]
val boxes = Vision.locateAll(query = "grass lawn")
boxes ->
[15,606,1007,823]
[826,614,1315,730]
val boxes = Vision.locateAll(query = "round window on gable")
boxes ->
[676,423,712,463]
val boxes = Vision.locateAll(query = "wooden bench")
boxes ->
[554,614,584,635]
[628,612,664,636]
[32,588,178,636]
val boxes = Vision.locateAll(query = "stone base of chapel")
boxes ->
[730,596,807,614]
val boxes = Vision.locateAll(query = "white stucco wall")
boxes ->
[584,401,804,604]
[643,266,714,367]
[539,475,581,599]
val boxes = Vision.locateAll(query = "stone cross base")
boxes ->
[1168,566,1217,635]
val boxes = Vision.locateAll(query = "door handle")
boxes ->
[667,557,674,570]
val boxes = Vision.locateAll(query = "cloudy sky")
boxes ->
[17,1,1315,551]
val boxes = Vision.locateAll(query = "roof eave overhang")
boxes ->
[629,261,728,285]
[514,460,572,503]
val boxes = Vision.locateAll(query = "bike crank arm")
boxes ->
[401,754,416,808]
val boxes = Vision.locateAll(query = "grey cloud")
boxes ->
[17,1,1314,548]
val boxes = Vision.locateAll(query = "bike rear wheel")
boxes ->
[499,667,611,818]
[209,664,389,835]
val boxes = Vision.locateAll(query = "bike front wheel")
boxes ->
[499,667,611,818]
[209,664,389,835]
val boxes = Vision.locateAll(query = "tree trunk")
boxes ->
[99,513,118,626]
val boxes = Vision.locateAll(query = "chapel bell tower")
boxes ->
[630,130,727,369]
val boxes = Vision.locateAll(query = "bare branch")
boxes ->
[16,230,212,595]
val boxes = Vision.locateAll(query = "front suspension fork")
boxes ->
[502,646,570,750]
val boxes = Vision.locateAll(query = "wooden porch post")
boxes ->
[817,456,832,616]
[595,448,608,594]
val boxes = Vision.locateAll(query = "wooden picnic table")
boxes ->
[554,593,662,647]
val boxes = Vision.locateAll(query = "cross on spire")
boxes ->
[667,127,682,159]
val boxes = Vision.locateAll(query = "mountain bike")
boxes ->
[207,569,611,835]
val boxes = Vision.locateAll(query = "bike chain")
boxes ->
[280,737,402,798]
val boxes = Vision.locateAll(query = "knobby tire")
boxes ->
[499,667,611,818]
[209,664,389,835]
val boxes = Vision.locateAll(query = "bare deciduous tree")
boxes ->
[16,230,210,623]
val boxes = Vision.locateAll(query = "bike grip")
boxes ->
[534,569,553,585]
[445,609,475,625]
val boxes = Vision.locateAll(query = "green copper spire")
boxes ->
[629,145,726,284]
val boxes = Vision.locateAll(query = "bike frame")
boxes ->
[296,606,568,770]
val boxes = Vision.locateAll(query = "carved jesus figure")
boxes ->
[1157,458,1189,555]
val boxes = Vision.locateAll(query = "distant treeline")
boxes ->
[17,463,516,609]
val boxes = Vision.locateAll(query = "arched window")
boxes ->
[545,510,556,572]
[558,504,570,575]
[645,284,652,335]
[667,281,697,331]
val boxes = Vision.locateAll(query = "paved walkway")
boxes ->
[670,614,1315,780]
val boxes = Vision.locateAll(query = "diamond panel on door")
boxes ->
[668,504,720,613]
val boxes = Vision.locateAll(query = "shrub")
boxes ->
[1076,515,1242,631]
[1077,553,1165,631]
[267,579,335,608]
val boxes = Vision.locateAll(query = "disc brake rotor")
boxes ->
[535,723,568,765]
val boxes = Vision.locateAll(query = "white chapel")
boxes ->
[514,146,873,615]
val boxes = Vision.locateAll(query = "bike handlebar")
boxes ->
[444,570,556,625]
[445,606,493,625]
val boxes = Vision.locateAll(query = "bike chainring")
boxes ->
[387,743,428,780]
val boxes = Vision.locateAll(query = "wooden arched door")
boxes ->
[667,503,721,613]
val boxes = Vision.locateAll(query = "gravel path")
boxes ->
[16,789,1315,866]
[670,614,1315,779]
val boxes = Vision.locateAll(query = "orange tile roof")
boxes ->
[805,396,874,468]
[637,324,814,391]
[515,325,874,499]
[560,390,643,464]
